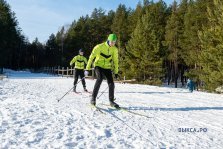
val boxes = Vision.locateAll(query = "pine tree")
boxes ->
[164,1,183,87]
[45,34,60,67]
[177,0,188,86]
[198,0,223,91]
[182,0,214,88]
[112,4,130,49]
[127,2,143,34]
[126,1,167,85]
[111,4,130,77]
[0,0,24,70]
[28,38,44,69]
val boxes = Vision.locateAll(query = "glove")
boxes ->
[84,70,89,76]
[115,74,119,79]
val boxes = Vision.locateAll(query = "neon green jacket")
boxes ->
[70,55,87,69]
[86,41,119,74]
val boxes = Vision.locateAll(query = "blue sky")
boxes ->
[6,0,177,43]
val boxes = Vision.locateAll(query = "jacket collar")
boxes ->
[105,41,110,47]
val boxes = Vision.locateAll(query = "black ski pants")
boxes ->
[73,68,86,89]
[92,66,114,101]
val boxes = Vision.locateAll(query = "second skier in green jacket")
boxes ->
[70,49,88,92]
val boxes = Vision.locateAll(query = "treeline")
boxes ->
[0,0,24,72]
[0,0,222,91]
[0,0,45,70]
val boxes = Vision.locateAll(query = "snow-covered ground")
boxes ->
[0,70,223,149]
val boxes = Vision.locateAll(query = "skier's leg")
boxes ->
[80,70,87,91]
[103,69,114,100]
[189,84,193,92]
[104,69,119,108]
[73,69,79,92]
[91,67,103,105]
[191,86,194,92]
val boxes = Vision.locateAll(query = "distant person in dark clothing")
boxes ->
[187,78,195,92]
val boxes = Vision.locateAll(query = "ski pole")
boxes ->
[97,85,109,99]
[57,77,85,102]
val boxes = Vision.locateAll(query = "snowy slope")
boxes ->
[0,70,223,149]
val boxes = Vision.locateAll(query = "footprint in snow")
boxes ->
[104,129,112,138]
[56,132,64,139]
[26,131,44,145]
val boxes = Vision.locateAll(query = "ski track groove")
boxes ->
[117,93,223,148]
[98,84,223,148]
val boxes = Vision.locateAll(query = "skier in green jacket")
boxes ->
[70,49,88,92]
[85,34,120,108]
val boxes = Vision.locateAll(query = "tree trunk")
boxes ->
[0,67,3,74]
[167,61,172,85]
[174,60,178,88]
[181,65,185,87]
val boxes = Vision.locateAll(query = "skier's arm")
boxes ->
[70,56,77,66]
[86,45,100,70]
[113,48,119,74]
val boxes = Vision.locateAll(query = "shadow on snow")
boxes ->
[127,106,223,111]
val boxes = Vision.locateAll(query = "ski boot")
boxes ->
[90,99,96,106]
[109,99,120,109]
[84,87,88,92]
[73,86,76,92]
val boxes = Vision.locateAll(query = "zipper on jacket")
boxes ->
[107,47,110,67]
[104,47,109,67]
[81,56,82,68]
